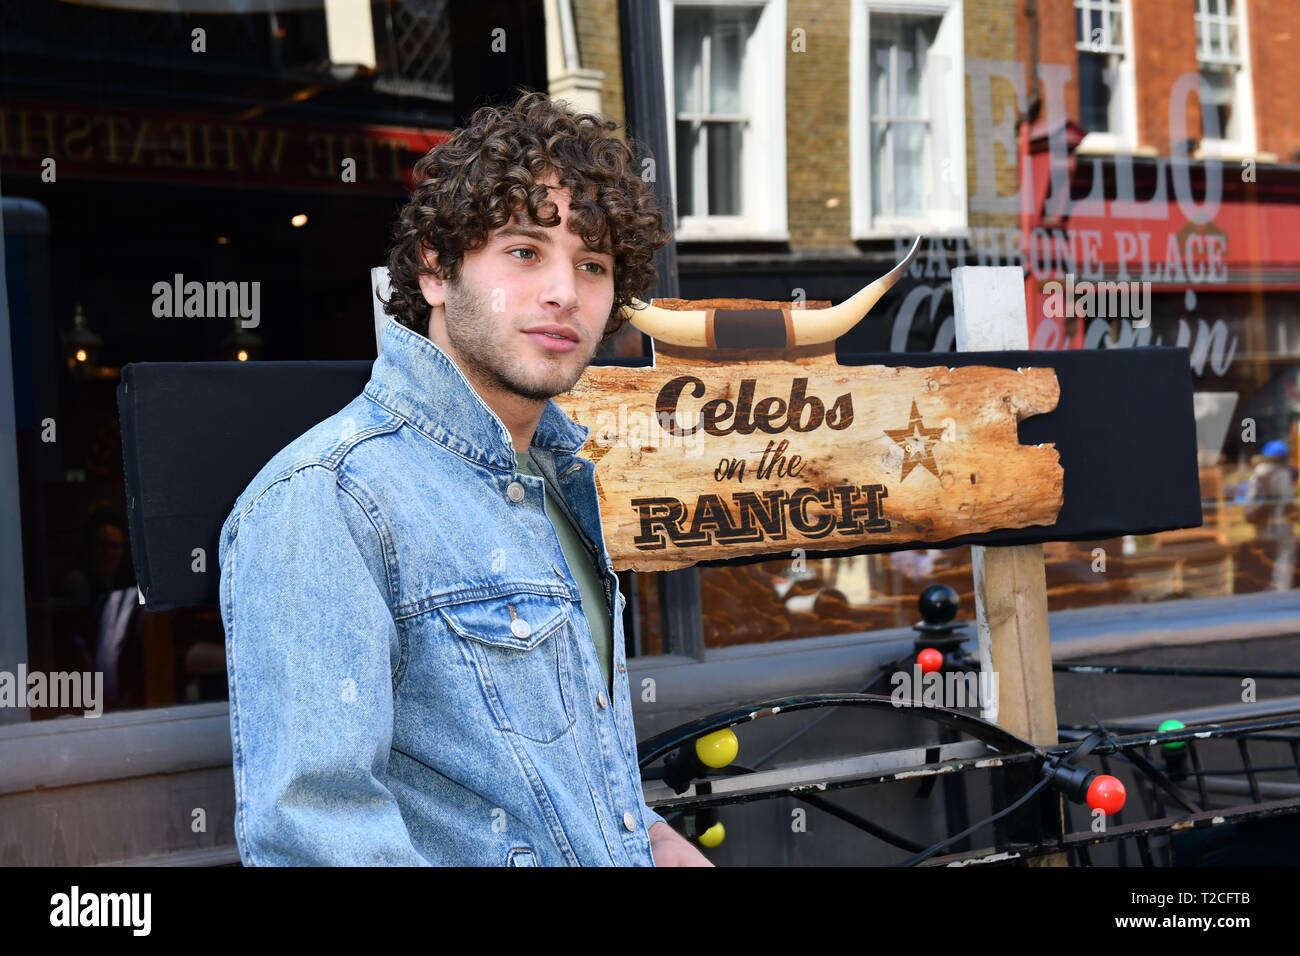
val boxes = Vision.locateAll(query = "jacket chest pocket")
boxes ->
[437,592,576,744]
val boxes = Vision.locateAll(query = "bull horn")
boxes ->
[621,235,922,348]
[620,301,710,348]
[786,235,922,344]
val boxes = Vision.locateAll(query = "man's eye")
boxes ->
[580,262,607,274]
[509,248,536,261]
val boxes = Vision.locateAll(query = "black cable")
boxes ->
[723,762,927,853]
[747,659,905,770]
[1085,713,1202,815]
[897,775,1053,867]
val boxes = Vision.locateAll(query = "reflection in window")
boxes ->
[1195,0,1243,143]
[1074,0,1126,136]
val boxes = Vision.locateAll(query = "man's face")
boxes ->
[419,174,615,402]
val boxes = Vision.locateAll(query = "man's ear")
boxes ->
[416,246,446,308]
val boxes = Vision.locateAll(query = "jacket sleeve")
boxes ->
[220,464,433,866]
[642,800,669,836]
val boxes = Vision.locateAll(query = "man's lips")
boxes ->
[524,323,579,341]
[523,325,580,353]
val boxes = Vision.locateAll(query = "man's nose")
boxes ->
[539,259,580,313]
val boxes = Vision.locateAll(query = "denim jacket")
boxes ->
[219,317,666,865]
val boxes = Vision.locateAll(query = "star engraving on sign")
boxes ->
[884,400,946,482]
[579,432,616,500]
[579,426,654,501]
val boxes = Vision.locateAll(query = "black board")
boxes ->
[117,346,1202,610]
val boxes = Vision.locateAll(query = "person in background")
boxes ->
[1245,440,1298,590]
[53,506,145,711]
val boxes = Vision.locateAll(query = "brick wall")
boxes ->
[1027,0,1080,127]
[1247,0,1300,162]
[575,0,1297,260]
[1131,0,1199,155]
[967,0,1021,231]
[786,0,852,249]
[787,0,1025,246]
[1021,0,1298,160]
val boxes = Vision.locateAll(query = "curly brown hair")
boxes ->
[382,90,670,344]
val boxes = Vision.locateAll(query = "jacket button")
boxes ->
[623,811,637,831]
[506,481,526,503]
[510,618,532,639]
[597,690,608,709]
[617,662,626,673]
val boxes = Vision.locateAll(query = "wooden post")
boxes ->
[952,266,1065,866]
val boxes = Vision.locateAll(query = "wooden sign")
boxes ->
[557,351,1061,571]
[556,245,1063,572]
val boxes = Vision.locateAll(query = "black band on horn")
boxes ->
[711,309,790,349]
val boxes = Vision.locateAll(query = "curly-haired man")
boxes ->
[219,91,711,866]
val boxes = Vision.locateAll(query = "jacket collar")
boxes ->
[364,317,591,471]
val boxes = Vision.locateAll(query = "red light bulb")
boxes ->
[1086,774,1126,815]
[917,648,943,673]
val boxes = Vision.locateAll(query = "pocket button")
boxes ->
[510,618,532,638]
[623,811,637,831]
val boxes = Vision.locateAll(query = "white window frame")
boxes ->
[850,0,967,240]
[1072,0,1139,154]
[1193,0,1256,158]
[660,0,788,242]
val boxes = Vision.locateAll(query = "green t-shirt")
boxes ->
[515,449,613,696]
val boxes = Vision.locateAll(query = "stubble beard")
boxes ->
[441,275,601,402]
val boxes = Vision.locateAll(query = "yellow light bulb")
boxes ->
[697,822,725,847]
[695,728,739,768]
